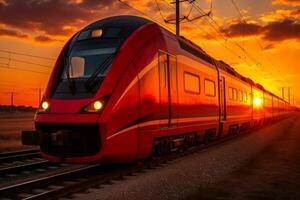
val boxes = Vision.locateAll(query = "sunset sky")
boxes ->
[0,0,299,107]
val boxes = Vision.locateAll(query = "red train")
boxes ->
[22,15,295,164]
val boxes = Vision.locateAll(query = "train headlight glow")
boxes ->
[93,101,103,111]
[83,100,104,113]
[42,101,49,110]
[254,97,263,107]
[37,100,50,113]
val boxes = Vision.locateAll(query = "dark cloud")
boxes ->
[290,9,300,15]
[223,19,300,41]
[263,43,276,51]
[263,19,300,41]
[0,0,122,36]
[0,28,28,38]
[224,22,262,37]
[34,35,60,43]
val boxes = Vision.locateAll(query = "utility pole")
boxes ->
[11,92,14,111]
[38,88,41,104]
[166,0,210,37]
[293,95,295,106]
[288,87,291,104]
[176,0,180,37]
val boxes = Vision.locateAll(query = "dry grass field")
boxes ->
[0,112,35,152]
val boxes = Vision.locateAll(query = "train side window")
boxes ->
[204,79,216,97]
[239,90,243,102]
[184,72,200,94]
[229,87,233,100]
[244,92,247,102]
[233,88,238,101]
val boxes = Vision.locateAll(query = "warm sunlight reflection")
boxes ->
[253,97,263,108]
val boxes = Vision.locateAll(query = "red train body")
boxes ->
[22,16,295,164]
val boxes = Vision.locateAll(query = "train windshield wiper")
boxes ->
[85,54,114,91]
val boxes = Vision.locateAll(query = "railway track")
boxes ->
[0,149,40,165]
[0,164,101,199]
[0,122,282,200]
[0,149,49,180]
[0,132,246,200]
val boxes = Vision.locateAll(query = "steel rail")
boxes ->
[0,149,39,158]
[0,160,49,176]
[0,164,100,199]
[0,152,41,164]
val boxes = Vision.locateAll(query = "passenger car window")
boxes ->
[184,72,200,94]
[229,87,233,100]
[239,90,243,102]
[204,79,216,97]
[244,92,247,102]
[233,88,238,101]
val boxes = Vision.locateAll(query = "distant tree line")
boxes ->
[0,105,36,112]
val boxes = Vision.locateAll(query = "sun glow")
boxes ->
[253,97,263,107]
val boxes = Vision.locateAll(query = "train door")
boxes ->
[218,76,226,137]
[158,51,178,129]
[220,76,226,121]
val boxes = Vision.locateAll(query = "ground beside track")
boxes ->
[69,114,300,200]
[186,113,300,200]
[0,112,35,152]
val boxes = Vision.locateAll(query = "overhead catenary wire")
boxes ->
[0,79,46,89]
[188,1,280,82]
[0,65,50,75]
[157,0,270,81]
[0,49,55,60]
[190,2,262,65]
[228,0,286,83]
[0,56,53,68]
[118,0,175,33]
[158,0,249,61]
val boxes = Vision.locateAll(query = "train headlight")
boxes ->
[254,97,263,108]
[93,101,103,110]
[82,100,104,113]
[42,101,49,110]
[37,99,50,113]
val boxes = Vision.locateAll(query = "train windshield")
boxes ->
[53,28,121,99]
[63,47,116,79]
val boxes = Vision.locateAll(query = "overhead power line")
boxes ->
[156,0,270,81]
[228,0,286,82]
[0,56,53,68]
[118,0,175,33]
[0,65,50,75]
[0,49,55,60]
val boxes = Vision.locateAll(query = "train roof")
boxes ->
[174,32,281,95]
[84,15,151,30]
[167,26,287,102]
[88,16,285,103]
[81,15,151,44]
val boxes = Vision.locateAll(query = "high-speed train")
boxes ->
[22,15,295,163]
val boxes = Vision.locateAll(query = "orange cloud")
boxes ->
[34,35,62,43]
[0,28,28,39]
[260,9,300,22]
[222,19,300,42]
[272,0,300,6]
[0,0,125,41]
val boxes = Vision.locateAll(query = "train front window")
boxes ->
[63,47,117,79]
[53,36,119,99]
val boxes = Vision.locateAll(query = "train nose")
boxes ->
[36,123,101,157]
